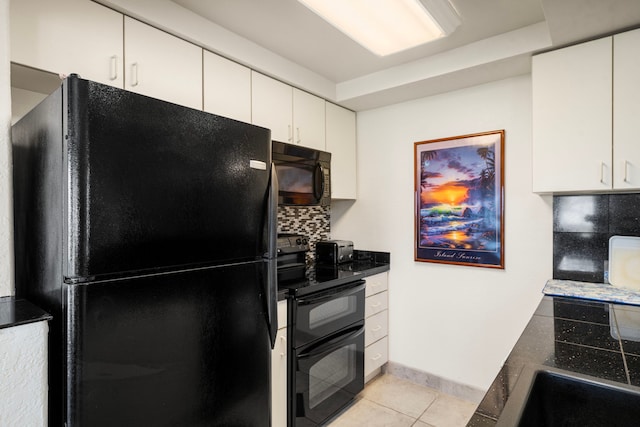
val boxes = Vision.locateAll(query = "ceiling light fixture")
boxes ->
[297,0,461,56]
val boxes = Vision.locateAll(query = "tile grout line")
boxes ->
[359,395,419,423]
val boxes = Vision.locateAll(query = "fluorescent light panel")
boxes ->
[298,0,459,56]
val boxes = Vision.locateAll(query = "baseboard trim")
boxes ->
[385,361,486,403]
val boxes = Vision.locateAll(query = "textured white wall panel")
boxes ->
[0,321,49,426]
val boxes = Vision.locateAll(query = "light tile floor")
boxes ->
[328,374,478,427]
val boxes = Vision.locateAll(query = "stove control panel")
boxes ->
[277,234,310,255]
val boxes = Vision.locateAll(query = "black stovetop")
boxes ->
[278,251,390,298]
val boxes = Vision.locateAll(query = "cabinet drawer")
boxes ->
[365,272,388,297]
[365,336,388,378]
[365,291,388,318]
[365,310,388,347]
[277,300,287,329]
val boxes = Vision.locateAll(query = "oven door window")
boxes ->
[309,294,356,329]
[295,324,364,426]
[309,343,356,409]
[295,281,365,348]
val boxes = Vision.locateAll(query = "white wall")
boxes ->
[0,0,14,297]
[332,74,553,391]
[0,321,49,426]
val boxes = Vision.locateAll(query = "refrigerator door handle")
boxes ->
[265,163,279,349]
[267,163,278,259]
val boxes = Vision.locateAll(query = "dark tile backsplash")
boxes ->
[278,205,330,264]
[553,194,640,282]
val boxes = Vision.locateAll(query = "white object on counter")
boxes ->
[609,236,640,291]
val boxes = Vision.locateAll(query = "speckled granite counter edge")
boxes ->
[543,279,640,306]
[0,297,52,329]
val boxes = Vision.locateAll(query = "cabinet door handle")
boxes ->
[131,62,139,87]
[371,353,382,361]
[287,125,292,142]
[600,162,606,184]
[624,160,630,183]
[370,302,382,308]
[109,56,118,81]
[371,325,382,332]
[296,127,301,144]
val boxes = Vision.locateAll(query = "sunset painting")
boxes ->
[414,131,504,268]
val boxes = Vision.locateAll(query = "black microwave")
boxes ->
[272,141,331,206]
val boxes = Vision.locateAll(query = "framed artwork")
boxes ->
[414,130,505,268]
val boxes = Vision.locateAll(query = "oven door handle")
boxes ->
[298,325,364,360]
[297,280,365,306]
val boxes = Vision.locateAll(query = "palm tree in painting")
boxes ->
[420,150,438,192]
[476,146,495,192]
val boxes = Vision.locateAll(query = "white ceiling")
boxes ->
[111,0,640,110]
[172,0,546,83]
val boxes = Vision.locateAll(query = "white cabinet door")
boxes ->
[271,300,288,427]
[364,272,388,297]
[293,89,325,151]
[532,37,613,193]
[10,0,124,88]
[124,17,202,110]
[252,72,293,143]
[365,291,388,318]
[613,29,640,190]
[326,103,357,199]
[271,327,287,427]
[365,336,388,380]
[203,51,251,123]
[365,310,388,347]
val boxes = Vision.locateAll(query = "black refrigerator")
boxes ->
[12,75,278,427]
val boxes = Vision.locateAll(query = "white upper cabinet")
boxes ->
[252,72,326,149]
[203,51,251,123]
[251,72,293,143]
[613,28,640,190]
[293,88,326,151]
[10,0,124,88]
[124,17,202,110]
[326,103,357,199]
[532,37,613,193]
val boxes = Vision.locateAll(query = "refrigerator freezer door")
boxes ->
[63,77,271,280]
[65,262,270,427]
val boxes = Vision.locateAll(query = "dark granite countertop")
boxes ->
[468,295,640,426]
[278,250,390,299]
[0,296,52,329]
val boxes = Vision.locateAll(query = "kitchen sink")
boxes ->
[496,365,640,427]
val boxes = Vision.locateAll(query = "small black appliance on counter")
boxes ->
[316,240,354,265]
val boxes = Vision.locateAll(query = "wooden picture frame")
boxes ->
[414,130,505,268]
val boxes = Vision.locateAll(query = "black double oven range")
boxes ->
[277,234,366,427]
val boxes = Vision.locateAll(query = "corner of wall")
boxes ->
[1,0,15,297]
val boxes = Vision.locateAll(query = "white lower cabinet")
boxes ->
[364,272,389,383]
[271,300,288,427]
[365,310,389,347]
[365,336,389,382]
